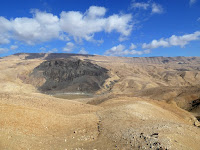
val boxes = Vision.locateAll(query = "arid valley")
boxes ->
[0,53,200,150]
[1,0,200,149]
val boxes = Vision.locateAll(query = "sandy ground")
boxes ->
[0,53,200,150]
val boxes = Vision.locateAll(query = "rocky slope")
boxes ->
[30,58,109,94]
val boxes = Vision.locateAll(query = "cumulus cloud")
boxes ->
[63,42,75,52]
[142,31,200,49]
[131,1,163,14]
[10,45,18,50]
[86,6,107,19]
[0,17,11,44]
[105,14,132,36]
[0,6,133,46]
[12,10,61,45]
[104,44,150,56]
[60,6,133,42]
[0,10,60,45]
[78,48,88,54]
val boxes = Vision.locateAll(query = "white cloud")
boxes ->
[131,1,163,14]
[0,48,8,54]
[0,17,12,33]
[86,6,107,19]
[104,44,150,56]
[142,31,200,49]
[0,6,132,45]
[60,6,132,42]
[151,3,163,14]
[0,17,11,44]
[0,10,61,45]
[190,0,197,5]
[63,42,75,52]
[10,45,18,50]
[0,35,10,45]
[129,43,137,49]
[59,33,70,41]
[105,44,125,56]
[105,14,133,36]
[197,17,200,22]
[143,39,168,49]
[12,10,61,45]
[78,48,88,54]
[131,2,150,10]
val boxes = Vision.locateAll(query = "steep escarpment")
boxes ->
[30,58,109,94]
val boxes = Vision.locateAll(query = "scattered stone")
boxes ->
[151,133,159,136]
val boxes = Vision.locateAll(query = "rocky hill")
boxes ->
[30,58,109,94]
[0,53,200,150]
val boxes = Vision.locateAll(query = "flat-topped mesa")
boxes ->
[30,58,109,94]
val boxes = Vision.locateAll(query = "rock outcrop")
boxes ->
[31,58,109,93]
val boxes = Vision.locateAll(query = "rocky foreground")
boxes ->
[0,53,200,150]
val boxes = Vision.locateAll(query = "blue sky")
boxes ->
[0,0,200,57]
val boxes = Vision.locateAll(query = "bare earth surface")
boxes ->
[0,53,200,150]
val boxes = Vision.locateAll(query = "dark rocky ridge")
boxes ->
[31,58,109,94]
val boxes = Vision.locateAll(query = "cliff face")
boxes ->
[31,58,109,93]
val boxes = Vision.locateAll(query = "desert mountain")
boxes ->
[0,53,200,150]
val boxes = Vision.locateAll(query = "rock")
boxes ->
[194,120,200,127]
[31,58,109,94]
